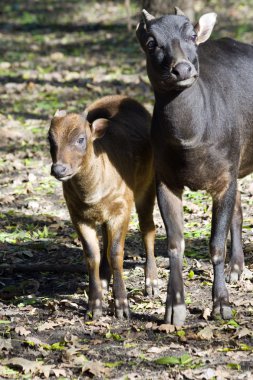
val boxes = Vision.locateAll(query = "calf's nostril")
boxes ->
[52,164,67,177]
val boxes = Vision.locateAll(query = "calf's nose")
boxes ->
[172,62,196,81]
[51,163,68,178]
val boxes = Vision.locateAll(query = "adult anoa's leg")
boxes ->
[157,181,185,326]
[210,180,237,319]
[99,223,111,291]
[226,190,244,283]
[135,182,158,297]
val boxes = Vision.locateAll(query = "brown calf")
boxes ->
[48,95,158,318]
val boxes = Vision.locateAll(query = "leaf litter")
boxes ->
[0,1,253,379]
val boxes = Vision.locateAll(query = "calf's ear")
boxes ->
[195,13,217,45]
[54,109,67,118]
[91,118,109,140]
[136,9,155,51]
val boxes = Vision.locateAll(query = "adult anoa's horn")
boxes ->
[142,9,155,23]
[174,7,185,16]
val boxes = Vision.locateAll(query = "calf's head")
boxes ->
[136,8,217,92]
[48,110,108,181]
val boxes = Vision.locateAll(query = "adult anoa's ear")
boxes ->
[195,13,217,45]
[136,9,155,51]
[91,118,109,140]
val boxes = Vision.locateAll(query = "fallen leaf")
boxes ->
[147,346,167,354]
[15,326,31,336]
[202,308,211,320]
[197,326,213,340]
[37,321,58,332]
[238,327,252,338]
[158,324,175,333]
[82,361,110,377]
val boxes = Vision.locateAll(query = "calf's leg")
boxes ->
[75,223,103,319]
[107,213,130,319]
[226,190,244,283]
[210,181,237,320]
[157,181,186,326]
[135,183,158,297]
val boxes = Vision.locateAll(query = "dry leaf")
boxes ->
[203,308,211,320]
[158,324,175,333]
[197,326,213,340]
[15,326,31,337]
[147,346,167,354]
[82,361,110,377]
[37,321,58,332]
[2,357,40,374]
[235,327,252,339]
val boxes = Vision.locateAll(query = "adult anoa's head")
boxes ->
[136,8,217,92]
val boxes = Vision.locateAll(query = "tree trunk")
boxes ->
[141,0,195,21]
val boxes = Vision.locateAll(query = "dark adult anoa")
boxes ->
[136,8,253,326]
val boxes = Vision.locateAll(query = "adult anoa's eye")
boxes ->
[146,38,157,50]
[190,33,197,42]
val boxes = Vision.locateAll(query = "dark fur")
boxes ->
[137,10,253,325]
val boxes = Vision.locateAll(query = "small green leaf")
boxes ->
[177,330,185,337]
[155,356,180,366]
[104,361,123,368]
[227,363,241,370]
[188,270,195,279]
[226,319,239,328]
[180,354,192,365]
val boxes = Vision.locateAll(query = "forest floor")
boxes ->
[0,1,253,379]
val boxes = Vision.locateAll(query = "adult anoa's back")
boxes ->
[136,8,253,326]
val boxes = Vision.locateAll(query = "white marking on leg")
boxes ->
[101,279,108,289]
[152,279,158,286]
[145,278,151,286]
[115,299,120,307]
[95,299,101,307]
[180,239,185,253]
[123,299,128,306]
[176,292,181,303]
[212,255,219,263]
[233,264,239,272]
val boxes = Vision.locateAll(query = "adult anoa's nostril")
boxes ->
[172,62,192,81]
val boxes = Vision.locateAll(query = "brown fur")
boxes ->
[48,95,158,318]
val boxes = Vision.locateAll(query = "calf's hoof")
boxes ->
[115,298,130,319]
[145,277,159,298]
[87,298,103,320]
[164,302,186,327]
[211,300,232,320]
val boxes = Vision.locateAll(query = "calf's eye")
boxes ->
[77,137,85,145]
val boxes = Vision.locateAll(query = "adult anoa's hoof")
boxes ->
[211,300,232,320]
[164,302,186,327]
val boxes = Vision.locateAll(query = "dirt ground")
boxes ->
[0,1,253,379]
